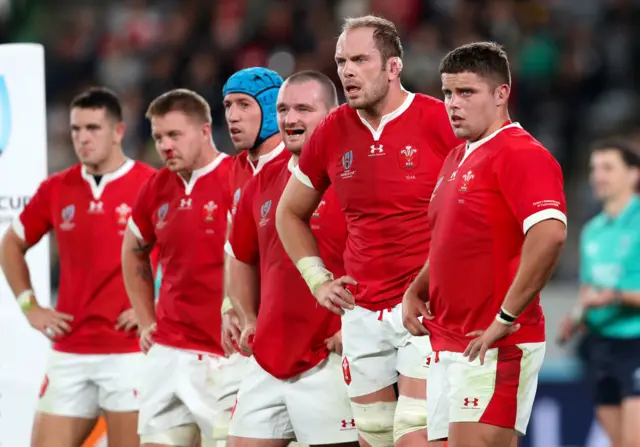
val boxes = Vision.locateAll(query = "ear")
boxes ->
[114,122,126,144]
[387,57,403,81]
[202,122,212,139]
[495,84,510,107]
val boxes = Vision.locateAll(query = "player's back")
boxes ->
[298,93,460,311]
[231,156,346,378]
[16,160,156,354]
[427,124,565,351]
[138,155,233,355]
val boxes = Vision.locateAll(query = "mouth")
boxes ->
[230,127,242,135]
[344,85,361,96]
[450,115,464,126]
[285,129,305,137]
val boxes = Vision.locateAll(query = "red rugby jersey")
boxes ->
[296,93,461,310]
[14,160,156,354]
[129,154,232,355]
[426,123,567,352]
[227,156,347,379]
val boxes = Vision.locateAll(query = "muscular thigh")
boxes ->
[31,413,96,447]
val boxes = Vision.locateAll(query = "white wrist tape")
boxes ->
[221,296,233,315]
[296,256,334,295]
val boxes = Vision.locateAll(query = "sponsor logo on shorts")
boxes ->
[340,418,356,430]
[39,375,49,398]
[342,357,352,385]
[462,397,480,409]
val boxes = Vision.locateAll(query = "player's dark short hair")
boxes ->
[146,89,212,124]
[439,42,511,87]
[342,15,403,63]
[285,71,339,109]
[70,87,123,121]
[591,139,640,168]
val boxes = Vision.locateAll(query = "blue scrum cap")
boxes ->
[222,67,283,150]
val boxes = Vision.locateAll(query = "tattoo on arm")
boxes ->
[136,264,153,283]
[132,239,152,255]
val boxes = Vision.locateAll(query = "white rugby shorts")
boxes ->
[341,303,432,397]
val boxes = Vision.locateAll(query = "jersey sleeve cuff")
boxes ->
[11,216,26,241]
[127,217,144,240]
[224,240,236,259]
[523,209,567,234]
[293,165,316,190]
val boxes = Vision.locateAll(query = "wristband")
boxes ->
[296,256,334,295]
[221,296,234,315]
[495,308,517,326]
[17,289,36,313]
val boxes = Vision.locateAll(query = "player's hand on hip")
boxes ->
[314,276,357,315]
[325,330,343,355]
[401,286,432,336]
[115,308,138,332]
[25,305,73,339]
[239,321,256,356]
[222,308,242,356]
[140,323,156,354]
[464,320,520,365]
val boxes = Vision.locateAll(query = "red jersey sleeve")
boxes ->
[495,146,567,234]
[227,177,259,265]
[129,176,156,243]
[429,101,462,161]
[15,178,55,245]
[297,116,332,192]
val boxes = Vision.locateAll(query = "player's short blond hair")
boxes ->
[342,15,403,63]
[146,89,212,124]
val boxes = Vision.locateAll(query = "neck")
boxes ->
[358,84,407,129]
[180,142,219,182]
[604,192,635,217]
[247,135,281,162]
[471,111,511,142]
[84,148,127,175]
[291,153,300,165]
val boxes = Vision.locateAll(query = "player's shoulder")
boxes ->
[316,103,354,133]
[143,167,173,189]
[495,124,557,162]
[411,92,446,111]
[41,164,83,190]
[255,154,290,186]
[131,160,158,178]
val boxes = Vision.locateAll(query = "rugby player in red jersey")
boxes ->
[0,87,155,447]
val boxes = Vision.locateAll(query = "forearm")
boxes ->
[618,291,640,307]
[122,231,156,328]
[409,259,430,299]
[0,229,34,296]
[228,257,259,325]
[276,204,322,263]
[502,223,565,316]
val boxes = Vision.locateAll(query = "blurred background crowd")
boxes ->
[3,0,640,370]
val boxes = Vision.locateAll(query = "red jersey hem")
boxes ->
[53,341,141,355]
[254,349,330,381]
[154,335,225,357]
[429,326,545,353]
[355,297,403,312]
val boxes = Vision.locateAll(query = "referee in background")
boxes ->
[559,140,640,447]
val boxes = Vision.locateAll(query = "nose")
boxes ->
[157,137,173,153]
[284,109,300,127]
[226,103,240,123]
[342,60,355,78]
[77,128,91,144]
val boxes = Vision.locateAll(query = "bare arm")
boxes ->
[276,175,324,263]
[407,259,430,300]
[227,256,260,326]
[501,219,566,316]
[121,227,156,329]
[0,228,34,298]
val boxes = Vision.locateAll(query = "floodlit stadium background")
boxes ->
[3,0,640,445]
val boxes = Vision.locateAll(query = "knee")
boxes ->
[351,401,396,447]
[393,396,427,443]
[140,424,198,446]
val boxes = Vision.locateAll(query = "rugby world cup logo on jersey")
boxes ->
[259,200,272,227]
[398,145,419,170]
[60,204,76,231]
[156,203,169,229]
[231,188,241,216]
[339,150,356,179]
[0,75,12,158]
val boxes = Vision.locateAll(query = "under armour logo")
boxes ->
[180,198,192,209]
[341,418,356,429]
[89,201,103,213]
[369,143,384,155]
[463,397,479,407]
